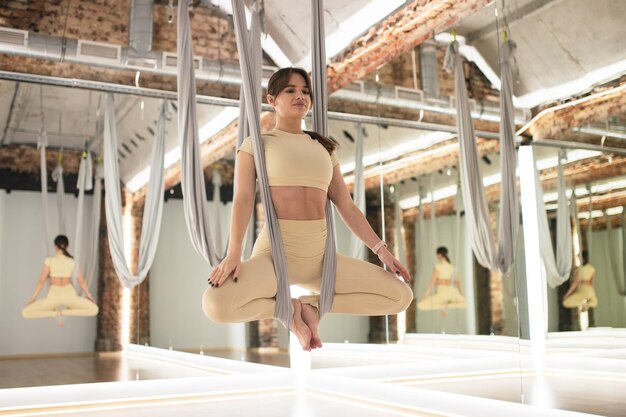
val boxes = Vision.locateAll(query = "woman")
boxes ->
[563,250,598,310]
[23,235,98,326]
[204,67,413,351]
[417,247,466,315]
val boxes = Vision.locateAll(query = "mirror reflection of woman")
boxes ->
[22,235,98,326]
[563,250,598,310]
[417,246,466,316]
[203,67,413,351]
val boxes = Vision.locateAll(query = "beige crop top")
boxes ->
[579,264,595,283]
[237,129,340,192]
[435,261,455,280]
[44,255,74,278]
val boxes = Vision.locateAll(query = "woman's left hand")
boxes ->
[377,248,411,283]
[86,294,96,304]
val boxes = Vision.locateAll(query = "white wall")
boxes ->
[0,191,97,356]
[150,199,246,351]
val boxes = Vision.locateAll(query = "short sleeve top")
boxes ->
[238,129,339,192]
[44,255,74,278]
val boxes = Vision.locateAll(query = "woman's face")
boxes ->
[267,73,311,120]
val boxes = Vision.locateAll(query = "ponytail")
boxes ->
[53,235,74,258]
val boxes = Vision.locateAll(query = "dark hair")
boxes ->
[436,246,450,263]
[54,235,73,258]
[581,250,589,265]
[267,67,338,155]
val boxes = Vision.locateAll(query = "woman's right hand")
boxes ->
[24,298,35,307]
[208,253,242,288]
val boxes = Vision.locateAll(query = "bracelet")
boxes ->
[371,240,388,255]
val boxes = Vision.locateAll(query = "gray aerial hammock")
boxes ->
[39,131,66,256]
[444,38,519,276]
[103,94,168,288]
[532,148,572,288]
[604,208,626,296]
[232,0,338,326]
[393,184,406,266]
[349,123,366,260]
[178,0,337,327]
[38,135,99,288]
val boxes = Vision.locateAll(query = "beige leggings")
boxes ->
[203,219,413,323]
[563,284,598,308]
[22,284,99,318]
[417,284,467,311]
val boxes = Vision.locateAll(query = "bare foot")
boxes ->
[440,308,448,318]
[56,311,65,328]
[290,299,311,351]
[301,303,322,349]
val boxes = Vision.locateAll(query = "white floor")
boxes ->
[2,331,625,417]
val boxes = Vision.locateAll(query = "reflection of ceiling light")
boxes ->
[398,149,602,210]
[126,107,239,193]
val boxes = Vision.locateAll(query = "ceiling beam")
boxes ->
[525,83,626,140]
[326,0,493,93]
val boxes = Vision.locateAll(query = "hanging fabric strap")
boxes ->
[393,184,406,265]
[605,210,626,296]
[350,123,366,260]
[452,182,463,284]
[533,148,572,287]
[71,152,93,286]
[39,131,68,255]
[177,0,222,267]
[211,169,224,255]
[444,40,519,275]
[103,95,167,288]
[586,184,593,258]
[84,161,104,292]
[310,0,338,317]
[234,1,262,260]
[570,189,584,268]
[39,131,53,255]
[52,159,66,235]
[231,0,292,326]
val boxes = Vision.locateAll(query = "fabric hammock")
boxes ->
[444,40,519,276]
[235,3,261,260]
[83,161,104,292]
[231,0,338,325]
[349,124,366,260]
[605,209,626,296]
[39,131,66,255]
[39,133,96,288]
[532,148,572,288]
[394,186,406,266]
[71,151,95,287]
[570,189,584,269]
[103,94,167,288]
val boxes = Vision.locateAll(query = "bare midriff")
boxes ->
[270,186,327,220]
[436,279,452,286]
[49,277,72,286]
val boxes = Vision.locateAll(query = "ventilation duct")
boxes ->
[129,0,153,56]
[419,42,439,98]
